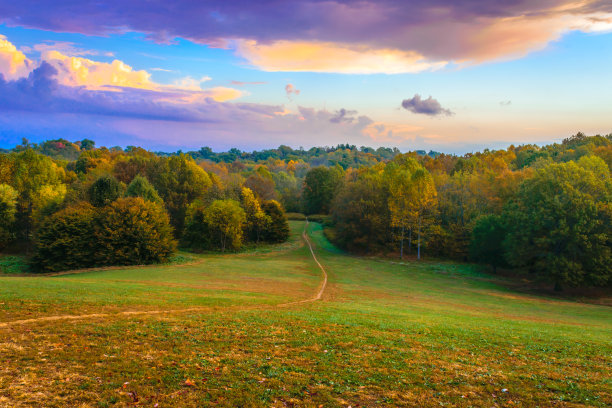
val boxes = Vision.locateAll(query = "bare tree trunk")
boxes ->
[400,225,404,259]
[408,229,412,254]
[417,215,421,260]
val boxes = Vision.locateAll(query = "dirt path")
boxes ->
[0,221,328,328]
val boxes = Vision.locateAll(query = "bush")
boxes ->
[183,199,246,252]
[33,202,97,272]
[262,200,290,243]
[95,197,177,266]
[33,198,176,272]
[285,212,306,221]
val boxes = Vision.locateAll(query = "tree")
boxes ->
[0,184,18,248]
[203,199,246,251]
[88,175,124,207]
[147,154,212,236]
[302,166,343,214]
[407,168,437,260]
[331,166,390,252]
[95,197,176,266]
[126,175,162,203]
[261,200,290,243]
[8,149,65,239]
[384,157,421,258]
[241,187,270,243]
[470,214,507,272]
[33,202,97,272]
[503,161,611,289]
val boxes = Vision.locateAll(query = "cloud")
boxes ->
[285,83,300,99]
[500,100,512,106]
[2,1,612,73]
[401,94,453,116]
[0,36,242,103]
[235,40,447,74]
[230,80,267,86]
[0,34,32,79]
[329,108,357,124]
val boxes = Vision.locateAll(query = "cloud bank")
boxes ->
[1,1,612,73]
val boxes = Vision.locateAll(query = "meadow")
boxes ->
[0,221,610,407]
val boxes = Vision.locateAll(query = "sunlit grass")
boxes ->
[0,221,610,407]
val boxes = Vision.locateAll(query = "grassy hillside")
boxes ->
[0,221,610,407]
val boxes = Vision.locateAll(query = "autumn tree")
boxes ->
[261,200,290,243]
[302,165,344,214]
[203,199,246,251]
[0,184,18,248]
[33,202,97,272]
[147,154,212,236]
[384,157,421,258]
[408,168,437,260]
[241,187,270,243]
[95,197,176,266]
[331,166,390,252]
[126,175,162,203]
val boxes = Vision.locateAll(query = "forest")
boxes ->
[0,133,610,290]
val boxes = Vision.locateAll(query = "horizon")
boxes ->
[1,1,611,153]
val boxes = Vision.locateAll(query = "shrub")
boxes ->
[33,202,97,272]
[95,197,176,266]
[262,200,290,243]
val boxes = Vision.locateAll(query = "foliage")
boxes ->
[33,202,97,272]
[261,200,290,243]
[502,160,611,288]
[125,175,162,203]
[241,187,270,243]
[470,214,507,272]
[202,199,246,251]
[88,174,124,207]
[0,184,18,248]
[95,197,177,266]
[302,166,344,214]
[147,154,212,236]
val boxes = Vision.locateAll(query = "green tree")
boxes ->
[88,175,124,207]
[0,184,18,248]
[503,161,611,289]
[126,175,162,203]
[331,166,390,252]
[302,166,343,214]
[95,197,176,266]
[470,214,507,272]
[33,202,97,272]
[261,200,290,243]
[148,154,212,236]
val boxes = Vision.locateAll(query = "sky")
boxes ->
[0,1,611,153]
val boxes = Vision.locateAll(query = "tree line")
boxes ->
[0,132,610,289]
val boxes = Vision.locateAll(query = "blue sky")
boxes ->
[0,1,611,153]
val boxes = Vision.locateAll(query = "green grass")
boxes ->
[0,221,610,407]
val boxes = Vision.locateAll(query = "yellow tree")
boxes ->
[385,156,420,259]
[407,168,437,260]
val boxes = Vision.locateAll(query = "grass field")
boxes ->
[0,221,610,407]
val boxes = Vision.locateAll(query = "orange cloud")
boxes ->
[235,40,447,74]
